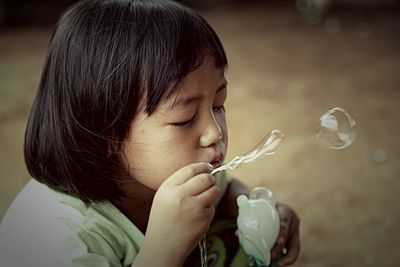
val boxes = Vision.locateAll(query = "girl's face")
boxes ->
[124,56,228,190]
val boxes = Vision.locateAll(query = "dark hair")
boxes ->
[24,0,227,203]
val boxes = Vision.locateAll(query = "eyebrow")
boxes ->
[169,81,228,110]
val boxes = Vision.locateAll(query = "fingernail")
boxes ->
[207,163,213,170]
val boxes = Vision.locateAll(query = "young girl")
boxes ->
[0,0,300,266]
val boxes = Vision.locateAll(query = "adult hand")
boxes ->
[271,202,301,266]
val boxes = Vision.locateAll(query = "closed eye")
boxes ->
[170,114,195,128]
[213,105,225,113]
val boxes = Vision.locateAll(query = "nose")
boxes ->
[199,113,223,147]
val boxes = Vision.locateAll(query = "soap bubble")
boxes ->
[356,22,372,39]
[324,17,341,34]
[211,130,284,175]
[296,0,328,25]
[370,148,387,163]
[316,107,356,149]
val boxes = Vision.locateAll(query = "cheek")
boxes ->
[122,142,162,185]
[125,138,198,189]
[217,114,228,142]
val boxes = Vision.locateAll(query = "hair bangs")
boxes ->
[139,1,228,114]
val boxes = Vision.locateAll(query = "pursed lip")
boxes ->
[210,153,224,169]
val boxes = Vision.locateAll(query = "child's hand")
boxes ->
[143,162,221,265]
[271,202,301,266]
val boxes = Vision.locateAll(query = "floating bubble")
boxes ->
[370,148,387,163]
[317,107,356,149]
[324,17,341,34]
[355,22,372,39]
[296,0,330,25]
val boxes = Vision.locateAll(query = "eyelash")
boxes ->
[213,105,225,113]
[171,115,195,128]
[171,105,225,128]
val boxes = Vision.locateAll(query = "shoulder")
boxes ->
[0,179,140,267]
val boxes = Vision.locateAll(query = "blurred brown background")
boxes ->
[1,0,400,266]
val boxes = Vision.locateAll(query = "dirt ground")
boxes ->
[1,1,399,267]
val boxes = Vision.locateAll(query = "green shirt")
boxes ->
[0,172,235,267]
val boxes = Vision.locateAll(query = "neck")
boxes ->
[113,180,156,234]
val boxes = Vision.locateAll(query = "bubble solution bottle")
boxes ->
[237,187,280,267]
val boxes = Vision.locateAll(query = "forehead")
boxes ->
[161,57,227,110]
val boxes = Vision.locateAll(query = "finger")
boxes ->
[195,185,221,207]
[271,225,287,259]
[272,212,292,255]
[183,173,216,196]
[200,205,216,232]
[278,211,301,266]
[277,204,292,242]
[205,204,215,220]
[165,162,213,185]
[277,231,300,266]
